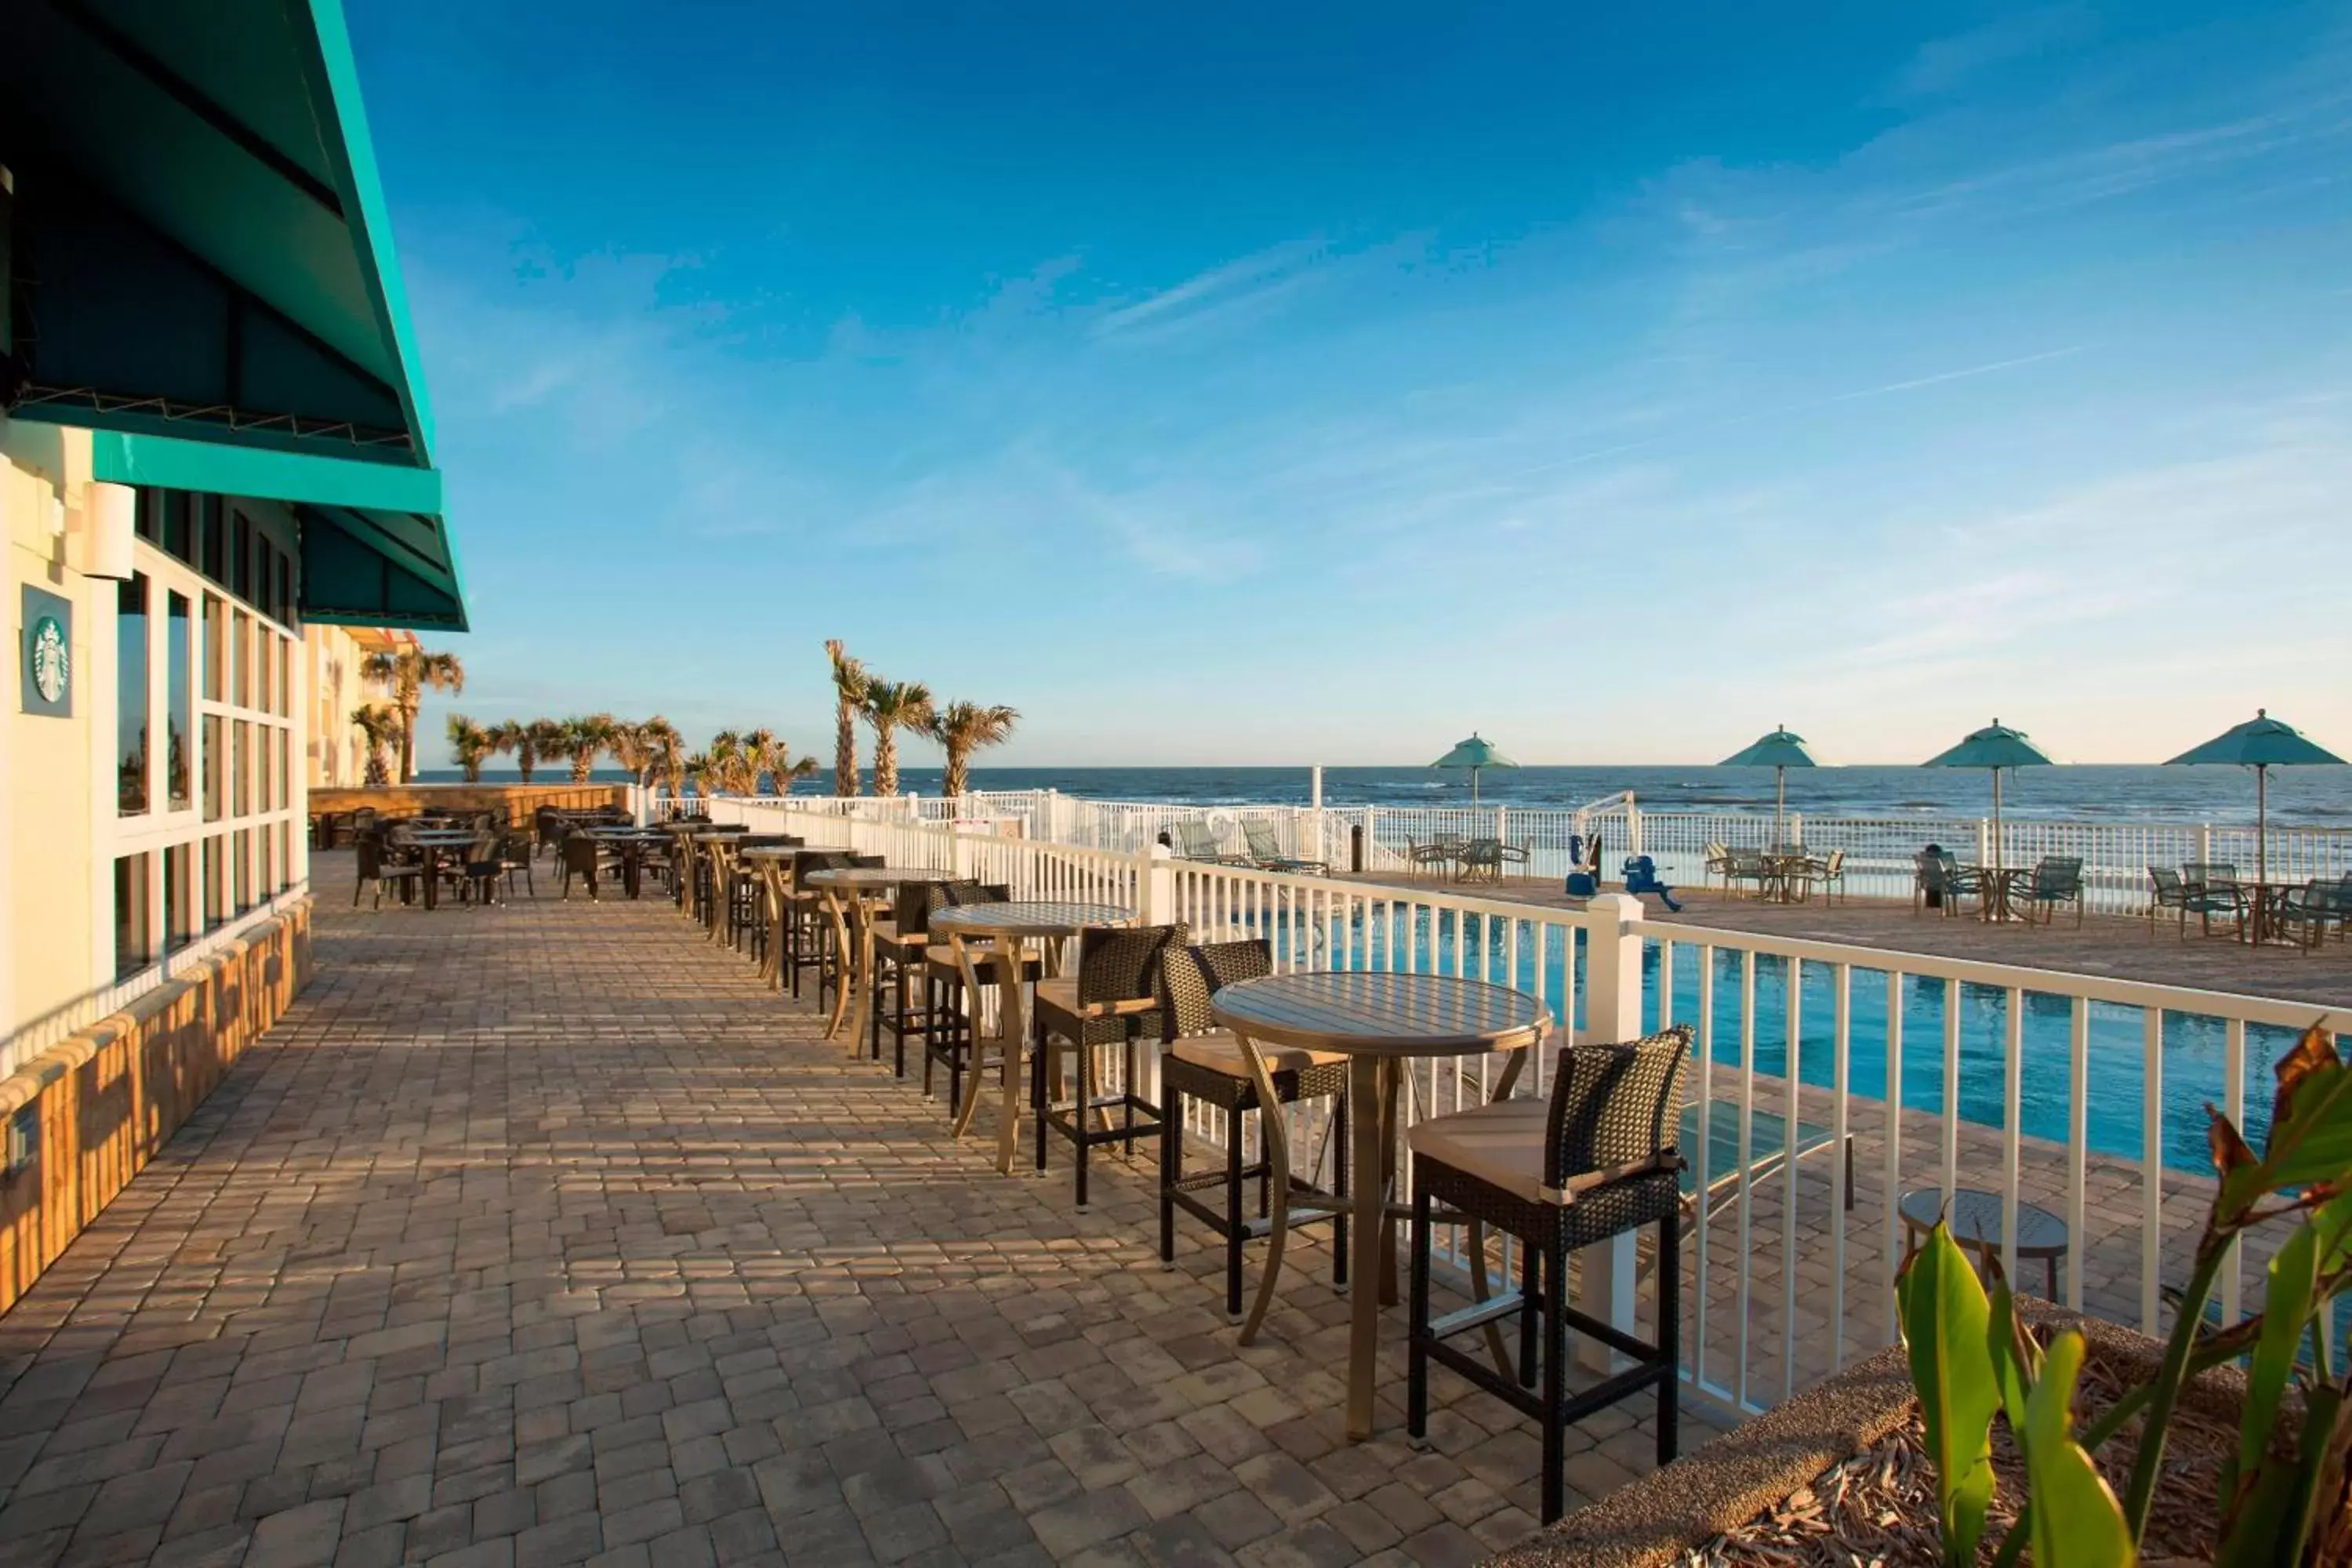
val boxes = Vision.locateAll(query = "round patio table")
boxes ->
[1209,971,1551,1441]
[1976,866,2031,923]
[1900,1187,2068,1299]
[393,829,487,910]
[806,867,958,1052]
[585,828,670,898]
[735,848,843,984]
[925,901,1135,1175]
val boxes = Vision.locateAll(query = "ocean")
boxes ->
[414,763,2352,827]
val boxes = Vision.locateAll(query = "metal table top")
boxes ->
[1210,971,1550,1058]
[926,901,1134,938]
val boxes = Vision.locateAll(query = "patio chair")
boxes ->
[1156,939,1347,1333]
[1240,819,1330,876]
[1724,848,1769,900]
[1621,855,1682,912]
[2019,855,2085,927]
[1701,841,1733,890]
[1457,837,1531,884]
[457,834,506,906]
[2148,867,2223,939]
[1912,851,1973,917]
[920,882,1038,1117]
[1406,835,1465,883]
[2272,879,2348,951]
[1406,1025,1691,1524]
[1033,924,1185,1208]
[495,831,535,899]
[559,835,613,902]
[2181,862,2249,938]
[353,837,423,909]
[1804,848,1846,906]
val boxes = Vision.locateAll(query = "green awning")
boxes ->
[2,0,434,465]
[91,430,468,630]
[3,0,467,631]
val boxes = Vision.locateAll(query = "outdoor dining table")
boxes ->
[393,829,485,911]
[924,901,1136,1176]
[1208,970,1552,1442]
[584,827,670,898]
[1974,865,2031,924]
[2230,880,2305,946]
[736,846,842,982]
[804,866,958,1053]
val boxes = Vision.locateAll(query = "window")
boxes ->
[278,553,293,628]
[279,640,293,718]
[278,822,292,895]
[203,595,223,702]
[256,622,271,712]
[233,721,249,817]
[203,837,223,931]
[232,611,249,708]
[164,492,193,563]
[233,510,251,601]
[135,491,160,544]
[114,855,151,978]
[118,574,150,815]
[167,593,191,810]
[165,844,193,949]
[234,829,252,913]
[203,714,223,822]
[203,499,225,583]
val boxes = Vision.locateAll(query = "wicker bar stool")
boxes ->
[1030,924,1185,1209]
[920,883,1036,1113]
[1156,940,1348,1330]
[1406,1025,1691,1524]
[869,881,946,1076]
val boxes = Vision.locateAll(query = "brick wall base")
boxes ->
[310,783,630,820]
[0,902,312,1316]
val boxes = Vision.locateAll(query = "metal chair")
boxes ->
[1240,819,1329,876]
[353,837,423,909]
[1406,1025,1692,1524]
[2019,855,2085,927]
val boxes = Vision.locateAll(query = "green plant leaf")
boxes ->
[2228,1223,2318,1503]
[1900,1223,2000,1566]
[2219,1381,2345,1568]
[2020,1331,2135,1568]
[2229,1029,2352,1210]
[1987,1281,2041,1429]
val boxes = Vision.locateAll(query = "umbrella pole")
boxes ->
[1775,765,1785,847]
[1991,769,2003,874]
[2257,764,2267,884]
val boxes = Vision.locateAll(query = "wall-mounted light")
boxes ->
[75,481,137,580]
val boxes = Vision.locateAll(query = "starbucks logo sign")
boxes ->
[29,616,67,703]
[20,586,73,717]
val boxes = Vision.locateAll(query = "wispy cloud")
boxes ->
[1889,5,2096,100]
[1091,241,1330,345]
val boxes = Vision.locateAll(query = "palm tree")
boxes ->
[642,716,685,799]
[360,647,465,783]
[681,751,713,798]
[929,701,1020,798]
[826,639,868,797]
[514,718,566,784]
[705,730,751,796]
[607,720,654,789]
[351,705,400,787]
[488,719,532,781]
[446,714,496,782]
[861,679,935,798]
[555,713,616,784]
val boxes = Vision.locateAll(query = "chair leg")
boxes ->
[1330,1091,1348,1288]
[1519,1243,1541,1388]
[1657,1207,1680,1468]
[1074,1043,1093,1210]
[1225,1102,1245,1322]
[1541,1234,1570,1525]
[1407,1180,1432,1439]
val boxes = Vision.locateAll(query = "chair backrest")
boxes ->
[1242,820,1280,858]
[353,807,379,830]
[2186,862,2237,887]
[356,838,388,878]
[1543,1025,1693,1193]
[2149,866,2185,899]
[2033,855,2083,896]
[924,880,1007,918]
[1916,851,1954,891]
[561,837,601,874]
[1074,924,1189,1007]
[1173,819,1220,858]
[1702,840,1726,860]
[1730,849,1765,874]
[891,882,933,932]
[1820,848,1844,874]
[791,851,857,890]
[1461,838,1502,866]
[1160,939,1272,1039]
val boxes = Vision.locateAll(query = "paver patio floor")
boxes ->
[0,858,1719,1568]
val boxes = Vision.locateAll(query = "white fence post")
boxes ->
[1578,892,1645,1370]
[1627,804,1644,858]
[1136,844,1176,927]
[1788,812,1802,848]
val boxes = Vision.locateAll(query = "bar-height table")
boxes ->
[804,866,957,1054]
[1209,971,1551,1442]
[739,846,846,989]
[925,901,1136,1175]
[583,827,670,898]
[395,829,487,910]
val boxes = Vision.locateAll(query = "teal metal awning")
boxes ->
[92,430,468,630]
[2,0,467,630]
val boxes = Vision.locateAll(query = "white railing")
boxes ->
[662,793,2350,1416]
[646,786,2352,920]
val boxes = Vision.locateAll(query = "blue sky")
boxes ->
[345,0,2352,769]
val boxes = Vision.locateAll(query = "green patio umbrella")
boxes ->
[2165,710,2345,884]
[1922,719,2054,873]
[1719,726,1818,846]
[1430,732,1519,804]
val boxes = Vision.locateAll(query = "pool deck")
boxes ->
[1336,873,2352,1008]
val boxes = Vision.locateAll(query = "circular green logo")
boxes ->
[29,615,67,703]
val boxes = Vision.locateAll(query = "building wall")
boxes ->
[1,418,310,1079]
[306,623,409,788]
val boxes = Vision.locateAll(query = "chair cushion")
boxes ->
[1167,1030,1346,1076]
[1033,977,1161,1022]
[1405,1098,1676,1206]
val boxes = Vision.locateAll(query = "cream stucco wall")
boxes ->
[306,623,408,788]
[0,420,104,1050]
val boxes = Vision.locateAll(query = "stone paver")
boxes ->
[0,855,1715,1566]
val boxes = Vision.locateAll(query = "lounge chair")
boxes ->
[1240,819,1330,876]
[1701,841,1733,890]
[1171,819,1249,866]
[1621,855,1682,912]
[2019,855,2085,927]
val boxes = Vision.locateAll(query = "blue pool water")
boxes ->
[1279,906,2300,1174]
